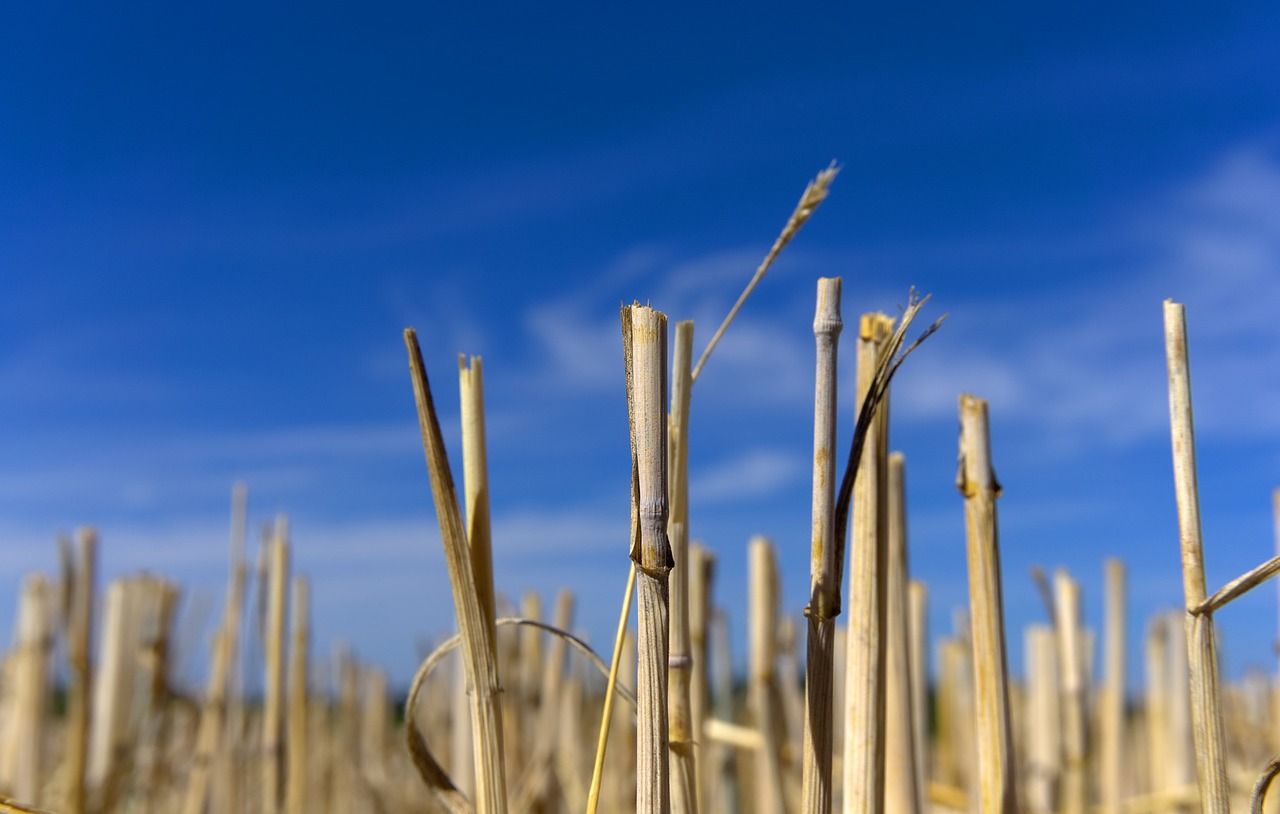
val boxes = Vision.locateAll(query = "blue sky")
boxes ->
[4,3,1280,690]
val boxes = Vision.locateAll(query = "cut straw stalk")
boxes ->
[1024,624,1060,814]
[688,544,715,814]
[957,394,1017,814]
[405,328,508,814]
[906,579,929,808]
[1162,300,1229,814]
[262,519,289,814]
[842,313,893,814]
[668,321,698,814]
[1053,569,1087,814]
[3,574,52,805]
[622,303,673,814]
[63,527,96,814]
[183,486,248,814]
[284,576,309,814]
[802,276,842,814]
[884,452,922,814]
[1099,558,1127,814]
[749,537,788,814]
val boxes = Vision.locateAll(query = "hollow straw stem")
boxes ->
[668,320,698,814]
[842,313,894,814]
[405,327,508,814]
[1162,299,1230,814]
[957,394,1017,814]
[623,303,673,814]
[802,276,842,814]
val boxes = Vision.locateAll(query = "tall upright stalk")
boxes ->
[842,313,894,814]
[906,580,929,809]
[622,304,673,814]
[802,277,842,814]
[1162,299,1229,814]
[883,452,922,814]
[1099,558,1127,814]
[750,537,788,814]
[184,486,248,814]
[1053,569,1087,814]
[284,576,309,814]
[405,328,508,814]
[262,519,289,814]
[957,394,1016,814]
[668,320,698,814]
[63,527,96,814]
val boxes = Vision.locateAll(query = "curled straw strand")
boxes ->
[404,617,638,814]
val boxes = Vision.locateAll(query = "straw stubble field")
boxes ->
[4,167,1280,814]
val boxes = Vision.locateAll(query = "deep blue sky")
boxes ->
[4,3,1280,691]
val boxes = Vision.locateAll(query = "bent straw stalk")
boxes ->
[405,328,508,814]
[691,163,839,383]
[623,303,674,814]
[957,394,1017,814]
[802,276,842,814]
[1162,300,1229,814]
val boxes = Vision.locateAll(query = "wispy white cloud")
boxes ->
[689,448,807,504]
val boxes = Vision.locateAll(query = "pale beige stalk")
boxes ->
[906,580,928,809]
[957,394,1017,814]
[262,519,289,814]
[623,303,673,814]
[3,574,52,805]
[750,537,788,814]
[184,486,248,814]
[87,579,135,796]
[1023,624,1060,814]
[459,355,498,655]
[884,452,922,814]
[63,528,95,814]
[1099,558,1127,814]
[689,544,715,814]
[1163,300,1229,814]
[284,576,309,814]
[842,313,894,814]
[1053,569,1087,814]
[512,590,574,810]
[802,276,842,814]
[405,327,508,814]
[668,320,699,814]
